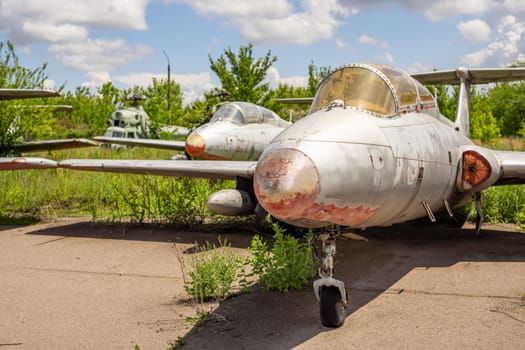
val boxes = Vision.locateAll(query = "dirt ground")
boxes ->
[0,217,524,350]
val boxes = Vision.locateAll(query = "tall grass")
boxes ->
[0,147,234,224]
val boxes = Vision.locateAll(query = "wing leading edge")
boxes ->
[0,88,61,100]
[93,136,186,151]
[12,138,98,153]
[58,159,257,180]
[412,67,525,85]
[0,157,57,170]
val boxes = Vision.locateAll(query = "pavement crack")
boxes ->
[15,266,183,281]
[490,307,525,325]
[353,287,522,301]
[34,236,67,246]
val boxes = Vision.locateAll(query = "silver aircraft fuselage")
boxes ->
[185,102,291,161]
[185,120,287,161]
[254,106,472,228]
[253,63,484,229]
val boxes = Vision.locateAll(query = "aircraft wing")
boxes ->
[58,159,257,180]
[93,136,186,151]
[0,157,57,170]
[275,97,314,104]
[493,150,525,185]
[0,88,61,100]
[412,68,525,85]
[12,138,98,153]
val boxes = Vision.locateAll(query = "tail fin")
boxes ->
[455,69,471,137]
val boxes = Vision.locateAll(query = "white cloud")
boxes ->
[0,0,150,44]
[0,0,155,94]
[358,34,392,63]
[359,35,377,45]
[265,66,308,89]
[458,19,491,42]
[417,0,493,21]
[404,62,436,74]
[335,38,348,48]
[173,72,216,104]
[82,71,112,90]
[49,38,153,72]
[175,0,356,44]
[22,22,88,43]
[170,0,292,18]
[461,15,525,66]
[114,71,215,105]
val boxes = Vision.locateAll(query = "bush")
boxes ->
[183,238,247,302]
[481,185,525,225]
[248,222,316,292]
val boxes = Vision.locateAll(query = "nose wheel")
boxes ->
[313,228,348,327]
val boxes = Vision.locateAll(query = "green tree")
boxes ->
[181,89,224,127]
[307,61,331,96]
[470,91,501,142]
[142,78,185,128]
[208,43,277,105]
[0,41,50,154]
[487,82,525,136]
[431,84,457,121]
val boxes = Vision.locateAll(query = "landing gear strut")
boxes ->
[313,227,347,327]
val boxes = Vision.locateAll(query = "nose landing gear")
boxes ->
[313,227,348,327]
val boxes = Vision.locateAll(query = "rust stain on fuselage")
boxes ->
[254,147,379,227]
[255,184,378,227]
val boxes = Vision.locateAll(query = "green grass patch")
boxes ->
[0,147,234,225]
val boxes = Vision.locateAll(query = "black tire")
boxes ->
[319,286,346,328]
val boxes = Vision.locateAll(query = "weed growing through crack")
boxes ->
[183,237,248,302]
[247,222,316,292]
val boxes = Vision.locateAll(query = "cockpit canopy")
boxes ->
[309,63,435,117]
[210,102,289,127]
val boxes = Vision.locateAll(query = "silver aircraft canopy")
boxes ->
[310,63,436,118]
[210,102,290,127]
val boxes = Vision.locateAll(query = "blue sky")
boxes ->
[1,0,524,104]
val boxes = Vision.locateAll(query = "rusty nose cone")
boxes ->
[185,133,205,158]
[254,148,319,223]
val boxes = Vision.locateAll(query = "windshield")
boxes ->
[310,66,397,116]
[210,103,244,125]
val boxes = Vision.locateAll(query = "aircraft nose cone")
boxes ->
[185,133,205,158]
[254,149,319,224]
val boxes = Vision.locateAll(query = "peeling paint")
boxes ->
[254,148,379,227]
[255,189,378,227]
[185,133,205,157]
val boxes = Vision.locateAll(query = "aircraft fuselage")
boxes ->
[186,121,286,161]
[254,106,474,228]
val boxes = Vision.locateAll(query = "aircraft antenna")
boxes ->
[163,50,171,114]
